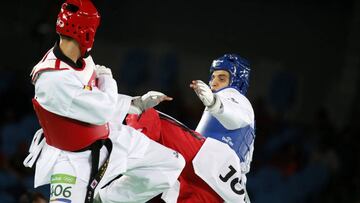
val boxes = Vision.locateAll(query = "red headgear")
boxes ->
[56,0,100,57]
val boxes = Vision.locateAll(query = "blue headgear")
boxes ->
[209,54,251,95]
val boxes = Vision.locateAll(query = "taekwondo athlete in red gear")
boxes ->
[23,0,185,202]
[127,54,255,203]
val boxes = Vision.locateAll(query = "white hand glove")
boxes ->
[129,91,171,114]
[192,80,215,107]
[95,65,112,77]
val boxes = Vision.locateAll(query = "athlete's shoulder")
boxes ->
[31,49,73,83]
[216,87,246,101]
[217,87,253,111]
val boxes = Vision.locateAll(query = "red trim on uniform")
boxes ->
[31,67,69,82]
[88,70,97,86]
[32,99,109,151]
[80,58,86,70]
[55,59,61,70]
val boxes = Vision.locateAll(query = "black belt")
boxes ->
[84,138,112,203]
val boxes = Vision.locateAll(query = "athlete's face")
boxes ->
[209,70,230,92]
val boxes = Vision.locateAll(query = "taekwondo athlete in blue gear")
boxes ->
[198,54,254,162]
[190,54,255,202]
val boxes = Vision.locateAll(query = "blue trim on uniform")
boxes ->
[51,198,72,203]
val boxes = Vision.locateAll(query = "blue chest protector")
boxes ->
[197,113,255,162]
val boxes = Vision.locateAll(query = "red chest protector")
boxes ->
[32,99,109,151]
[31,52,109,151]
